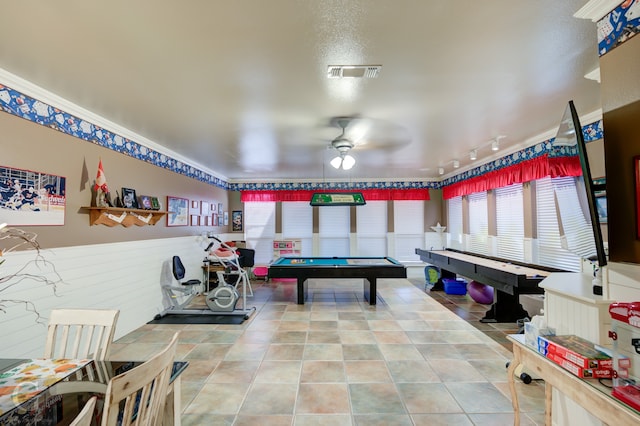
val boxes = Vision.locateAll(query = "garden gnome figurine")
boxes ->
[94,159,112,207]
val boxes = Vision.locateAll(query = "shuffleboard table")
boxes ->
[415,248,564,322]
[268,256,407,305]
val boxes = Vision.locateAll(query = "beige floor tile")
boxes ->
[353,414,413,425]
[296,383,350,414]
[254,360,301,383]
[302,343,343,360]
[428,358,487,382]
[344,360,392,383]
[301,360,346,382]
[378,344,424,361]
[411,413,472,425]
[295,414,353,425]
[184,382,250,414]
[240,383,299,414]
[397,382,463,414]
[348,383,406,414]
[207,360,261,383]
[386,360,440,383]
[234,415,293,425]
[445,382,514,413]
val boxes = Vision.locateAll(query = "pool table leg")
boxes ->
[364,278,377,305]
[297,278,308,304]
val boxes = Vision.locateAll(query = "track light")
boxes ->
[438,167,444,175]
[330,153,355,170]
[469,149,477,160]
[491,139,499,151]
[452,160,460,168]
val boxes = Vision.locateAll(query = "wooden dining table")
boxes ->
[0,357,188,425]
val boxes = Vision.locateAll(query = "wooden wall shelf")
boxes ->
[81,206,169,227]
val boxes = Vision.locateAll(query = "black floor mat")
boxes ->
[148,313,247,325]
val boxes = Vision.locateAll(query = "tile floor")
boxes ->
[110,278,546,425]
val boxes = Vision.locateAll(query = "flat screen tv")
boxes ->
[551,101,607,294]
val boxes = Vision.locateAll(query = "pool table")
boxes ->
[268,256,407,305]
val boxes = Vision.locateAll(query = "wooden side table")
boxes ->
[507,334,640,426]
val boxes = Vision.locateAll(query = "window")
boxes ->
[356,201,387,256]
[281,202,313,257]
[393,200,424,261]
[447,196,463,250]
[535,176,582,271]
[468,192,489,255]
[495,184,525,262]
[318,206,350,257]
[243,201,276,264]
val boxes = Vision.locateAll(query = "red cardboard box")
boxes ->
[538,335,626,369]
[546,352,613,378]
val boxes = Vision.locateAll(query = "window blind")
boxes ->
[243,201,276,264]
[535,177,581,271]
[281,201,313,257]
[495,184,525,262]
[318,205,350,257]
[356,201,387,257]
[393,200,424,261]
[447,196,463,250]
[468,192,489,255]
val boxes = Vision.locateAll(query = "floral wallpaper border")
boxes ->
[0,83,602,192]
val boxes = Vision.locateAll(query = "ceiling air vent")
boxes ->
[327,65,381,79]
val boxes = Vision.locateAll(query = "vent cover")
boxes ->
[327,65,381,79]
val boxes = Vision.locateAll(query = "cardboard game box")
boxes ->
[537,335,625,369]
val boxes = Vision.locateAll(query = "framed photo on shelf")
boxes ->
[138,195,153,210]
[167,196,189,226]
[232,210,243,232]
[212,213,218,226]
[223,211,229,226]
[191,200,199,209]
[191,215,200,226]
[150,196,161,210]
[121,187,138,209]
[218,203,223,214]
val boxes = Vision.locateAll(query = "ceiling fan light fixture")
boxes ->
[470,149,477,160]
[342,154,356,170]
[330,156,343,169]
[491,139,500,151]
[438,167,444,175]
[452,160,460,168]
[330,153,356,170]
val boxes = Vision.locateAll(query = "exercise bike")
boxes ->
[155,238,255,319]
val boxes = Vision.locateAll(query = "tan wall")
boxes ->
[1,111,230,249]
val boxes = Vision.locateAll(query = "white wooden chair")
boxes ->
[69,396,97,426]
[101,332,179,426]
[44,309,120,360]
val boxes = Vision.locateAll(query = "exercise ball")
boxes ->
[467,281,494,304]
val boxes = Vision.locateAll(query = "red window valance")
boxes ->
[442,155,582,199]
[241,188,430,202]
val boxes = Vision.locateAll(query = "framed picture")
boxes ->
[121,188,138,209]
[191,214,199,226]
[0,164,66,226]
[191,200,199,209]
[212,213,218,226]
[223,211,229,226]
[218,203,223,214]
[166,196,189,226]
[138,195,153,210]
[200,200,209,215]
[150,196,161,210]
[232,210,243,232]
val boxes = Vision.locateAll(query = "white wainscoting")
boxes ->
[0,236,206,358]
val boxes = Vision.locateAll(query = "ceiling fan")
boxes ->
[324,116,411,170]
[329,118,357,170]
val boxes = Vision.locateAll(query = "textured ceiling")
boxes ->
[0,1,601,182]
